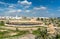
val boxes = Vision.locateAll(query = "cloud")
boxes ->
[24,6,30,8]
[0,2,8,4]
[40,6,47,10]
[0,0,51,17]
[0,1,10,5]
[17,9,22,12]
[9,5,14,8]
[18,0,32,5]
[0,1,10,8]
[46,11,49,13]
[29,6,49,15]
[25,10,30,12]
[34,6,47,10]
[7,9,22,13]
[17,0,32,8]
[8,10,16,13]
[57,10,60,11]
[0,2,6,4]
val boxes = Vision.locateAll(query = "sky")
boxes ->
[0,0,60,17]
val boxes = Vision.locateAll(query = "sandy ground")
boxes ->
[18,34,35,39]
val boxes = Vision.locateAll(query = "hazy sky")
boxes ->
[0,0,60,17]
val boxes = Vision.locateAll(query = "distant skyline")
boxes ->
[0,0,60,17]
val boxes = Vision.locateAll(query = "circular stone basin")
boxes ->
[6,22,42,26]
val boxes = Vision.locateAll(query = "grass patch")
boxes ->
[0,28,29,39]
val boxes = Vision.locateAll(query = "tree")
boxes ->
[35,27,48,39]
[55,34,60,39]
[41,18,43,21]
[0,21,5,26]
[36,18,40,21]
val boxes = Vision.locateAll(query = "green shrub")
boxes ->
[0,21,5,26]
